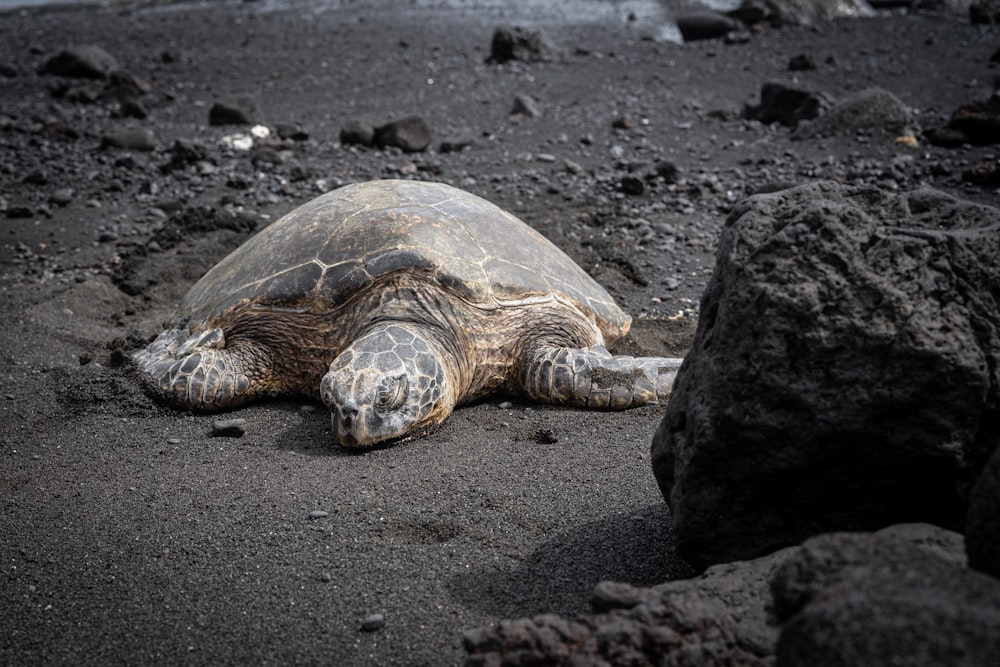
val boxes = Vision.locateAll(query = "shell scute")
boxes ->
[172,180,629,338]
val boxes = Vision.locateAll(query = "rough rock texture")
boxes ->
[486,26,551,64]
[793,87,918,139]
[744,82,829,127]
[773,528,1000,667]
[463,524,964,666]
[208,96,262,126]
[38,44,119,78]
[730,0,874,28]
[652,182,1000,567]
[676,12,742,42]
[928,93,1000,146]
[373,115,432,152]
[464,546,796,666]
[966,445,1000,578]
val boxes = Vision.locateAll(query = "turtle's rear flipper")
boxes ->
[132,328,268,410]
[519,344,683,409]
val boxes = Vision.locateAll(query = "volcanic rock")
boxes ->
[745,82,829,127]
[773,529,1000,667]
[209,96,262,126]
[486,26,551,64]
[39,45,119,78]
[676,11,742,41]
[373,116,431,153]
[340,119,375,147]
[966,445,1000,578]
[652,181,1000,567]
[793,87,918,140]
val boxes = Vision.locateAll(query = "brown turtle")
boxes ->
[133,179,683,446]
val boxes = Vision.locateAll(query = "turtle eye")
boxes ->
[375,374,408,411]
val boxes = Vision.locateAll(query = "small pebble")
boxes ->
[211,419,246,437]
[308,510,329,519]
[498,401,513,409]
[360,613,385,632]
[166,437,181,445]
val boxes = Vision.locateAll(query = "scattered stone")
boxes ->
[534,429,558,444]
[788,53,816,70]
[340,119,375,146]
[654,161,679,183]
[773,529,1000,667]
[275,123,309,141]
[676,11,741,42]
[486,26,551,64]
[962,160,1000,186]
[209,96,262,126]
[6,206,34,219]
[211,418,246,438]
[793,87,918,140]
[373,116,431,152]
[745,82,829,127]
[510,93,541,119]
[39,45,119,78]
[612,114,635,130]
[439,134,473,153]
[966,445,1000,578]
[100,128,157,151]
[360,613,385,632]
[0,62,17,78]
[730,0,873,27]
[652,182,1000,567]
[619,175,645,195]
[49,188,74,207]
[928,93,1000,146]
[159,139,209,173]
[308,510,329,519]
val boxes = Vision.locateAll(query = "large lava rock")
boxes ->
[773,528,1000,666]
[652,181,1000,567]
[966,444,1000,578]
[462,524,964,666]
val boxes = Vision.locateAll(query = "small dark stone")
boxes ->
[788,53,816,71]
[535,429,559,444]
[39,45,119,79]
[510,94,541,118]
[6,206,33,219]
[654,161,679,183]
[676,12,741,42]
[619,175,645,196]
[0,62,17,78]
[487,26,550,64]
[439,135,473,153]
[211,419,246,438]
[22,171,47,186]
[360,613,385,632]
[373,116,432,153]
[612,115,635,130]
[745,82,828,127]
[275,123,309,141]
[340,119,375,147]
[50,189,74,207]
[100,128,157,151]
[208,97,262,126]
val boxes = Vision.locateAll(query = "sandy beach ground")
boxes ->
[2,1,998,664]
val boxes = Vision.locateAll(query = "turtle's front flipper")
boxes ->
[519,344,683,409]
[132,328,271,410]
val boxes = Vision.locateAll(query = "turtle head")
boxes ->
[320,324,451,447]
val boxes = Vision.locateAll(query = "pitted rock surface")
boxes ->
[653,181,1000,567]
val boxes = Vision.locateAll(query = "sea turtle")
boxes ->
[133,179,683,447]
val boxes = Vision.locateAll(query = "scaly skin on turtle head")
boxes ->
[320,323,454,447]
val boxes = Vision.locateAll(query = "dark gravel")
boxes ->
[2,1,999,665]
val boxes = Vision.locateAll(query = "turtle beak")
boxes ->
[333,401,367,447]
